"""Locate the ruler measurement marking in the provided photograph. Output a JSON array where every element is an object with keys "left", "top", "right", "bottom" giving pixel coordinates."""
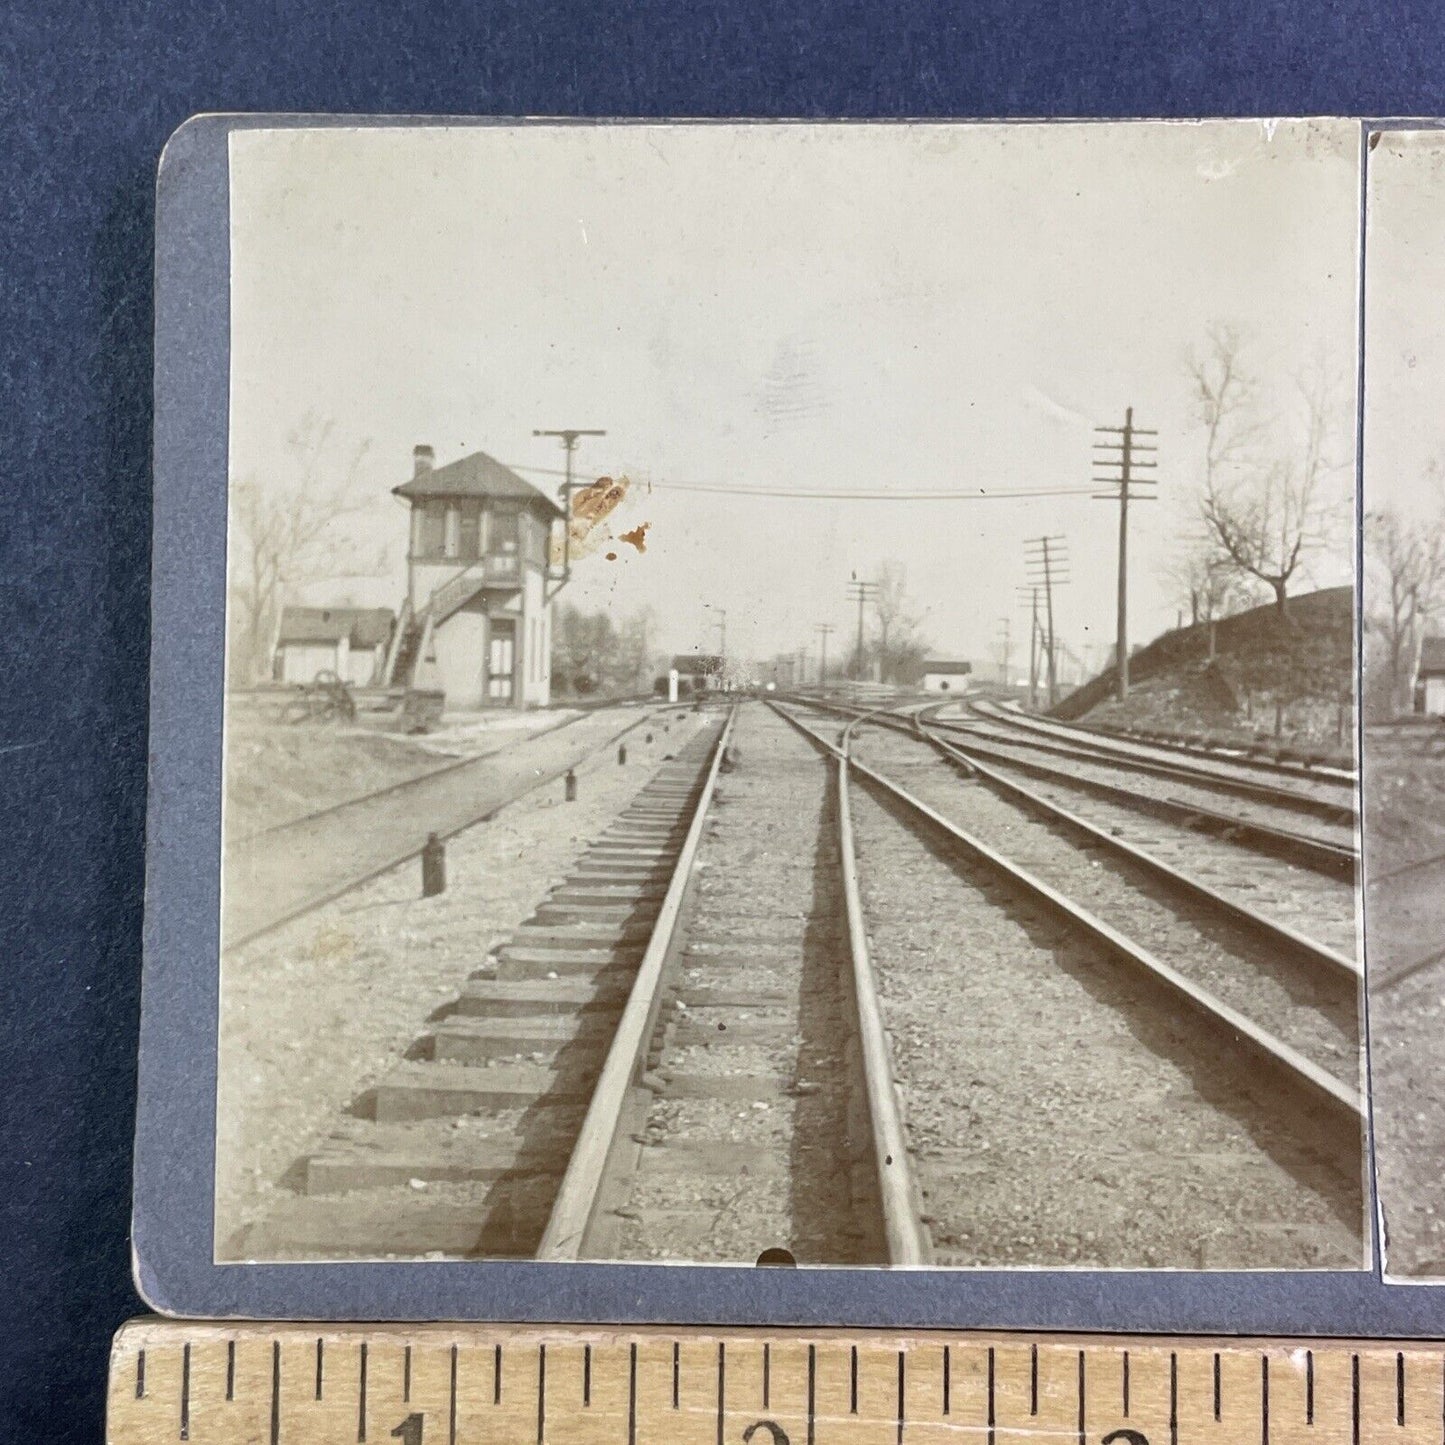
[
  {"left": 986, "top": 1346, "right": 996, "bottom": 1445},
  {"left": 584, "top": 1344, "right": 592, "bottom": 1406},
  {"left": 180, "top": 1343, "right": 191, "bottom": 1441},
  {"left": 226, "top": 1340, "right": 235, "bottom": 1403},
  {"left": 1030, "top": 1344, "right": 1038, "bottom": 1416},
  {"left": 403, "top": 1345, "right": 411, "bottom": 1404},
  {"left": 1306, "top": 1349, "right": 1314, "bottom": 1425},
  {"left": 316, "top": 1338, "right": 325, "bottom": 1401},
  {"left": 358, "top": 1342, "right": 368, "bottom": 1443},
  {"left": 448, "top": 1343, "right": 458, "bottom": 1445},
  {"left": 763, "top": 1342, "right": 771, "bottom": 1409},
  {"left": 942, "top": 1345, "right": 951, "bottom": 1416},
  {"left": 1213, "top": 1351, "right": 1222, "bottom": 1422},
  {"left": 850, "top": 1344, "right": 858, "bottom": 1413},
  {"left": 270, "top": 1340, "right": 281, "bottom": 1445},
  {"left": 135, "top": 1348, "right": 145, "bottom": 1400},
  {"left": 716, "top": 1342, "right": 726, "bottom": 1445},
  {"left": 537, "top": 1344, "right": 546, "bottom": 1445},
  {"left": 1076, "top": 1350, "right": 1086, "bottom": 1445},
  {"left": 1168, "top": 1351, "right": 1178, "bottom": 1445},
  {"left": 495, "top": 1343, "right": 503, "bottom": 1405},
  {"left": 896, "top": 1349, "right": 905, "bottom": 1445},
  {"left": 1352, "top": 1353, "right": 1361, "bottom": 1445},
  {"left": 672, "top": 1341, "right": 680, "bottom": 1409},
  {"left": 1400, "top": 1350, "right": 1408, "bottom": 1427},
  {"left": 628, "top": 1344, "right": 638, "bottom": 1445},
  {"left": 1122, "top": 1348, "right": 1130, "bottom": 1417},
  {"left": 1261, "top": 1353, "right": 1269, "bottom": 1445},
  {"left": 807, "top": 1344, "right": 816, "bottom": 1445}
]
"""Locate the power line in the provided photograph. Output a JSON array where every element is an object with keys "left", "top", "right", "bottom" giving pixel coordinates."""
[
  {"left": 506, "top": 462, "right": 1102, "bottom": 502},
  {"left": 846, "top": 578, "right": 880, "bottom": 680},
  {"left": 1024, "top": 535, "right": 1069, "bottom": 710}
]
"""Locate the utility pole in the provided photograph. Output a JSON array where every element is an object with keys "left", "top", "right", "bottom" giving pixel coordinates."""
[
  {"left": 1093, "top": 407, "right": 1157, "bottom": 701},
  {"left": 1015, "top": 586, "right": 1041, "bottom": 709},
  {"left": 846, "top": 578, "right": 880, "bottom": 681},
  {"left": 996, "top": 615, "right": 1012, "bottom": 686},
  {"left": 1024, "top": 536, "right": 1070, "bottom": 709},
  {"left": 533, "top": 428, "right": 607, "bottom": 597},
  {"left": 815, "top": 623, "right": 835, "bottom": 688}
]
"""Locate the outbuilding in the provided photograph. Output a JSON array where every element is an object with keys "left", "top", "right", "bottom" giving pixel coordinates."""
[
  {"left": 1417, "top": 636, "right": 1445, "bottom": 715},
  {"left": 274, "top": 606, "right": 395, "bottom": 688},
  {"left": 920, "top": 659, "right": 973, "bottom": 694}
]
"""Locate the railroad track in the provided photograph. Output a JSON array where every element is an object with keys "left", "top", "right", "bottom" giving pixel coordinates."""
[
  {"left": 774, "top": 699, "right": 1363, "bottom": 1268},
  {"left": 222, "top": 700, "right": 673, "bottom": 951},
  {"left": 790, "top": 693, "right": 1356, "bottom": 881},
  {"left": 235, "top": 697, "right": 1363, "bottom": 1268}
]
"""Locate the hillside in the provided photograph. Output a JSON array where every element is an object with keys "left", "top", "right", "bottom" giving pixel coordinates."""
[{"left": 1053, "top": 586, "right": 1355, "bottom": 751}]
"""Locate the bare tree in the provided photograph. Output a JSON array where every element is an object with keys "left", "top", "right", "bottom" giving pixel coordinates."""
[
  {"left": 1367, "top": 498, "right": 1445, "bottom": 715},
  {"left": 869, "top": 560, "right": 930, "bottom": 684},
  {"left": 227, "top": 416, "right": 376, "bottom": 685},
  {"left": 1189, "top": 328, "right": 1343, "bottom": 620}
]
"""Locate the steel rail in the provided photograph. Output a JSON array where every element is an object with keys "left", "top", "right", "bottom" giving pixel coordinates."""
[
  {"left": 223, "top": 708, "right": 666, "bottom": 954},
  {"left": 536, "top": 706, "right": 738, "bottom": 1260},
  {"left": 912, "top": 721, "right": 1361, "bottom": 988},
  {"left": 786, "top": 693, "right": 1356, "bottom": 882},
  {"left": 766, "top": 700, "right": 933, "bottom": 1266},
  {"left": 241, "top": 698, "right": 664, "bottom": 844},
  {"left": 952, "top": 700, "right": 1356, "bottom": 826},
  {"left": 775, "top": 701, "right": 1365, "bottom": 1152}
]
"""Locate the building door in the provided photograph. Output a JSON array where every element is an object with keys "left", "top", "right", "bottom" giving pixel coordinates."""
[{"left": 487, "top": 619, "right": 516, "bottom": 703}]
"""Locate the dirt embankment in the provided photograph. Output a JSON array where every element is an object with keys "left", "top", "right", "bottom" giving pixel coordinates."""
[{"left": 1055, "top": 586, "right": 1355, "bottom": 751}]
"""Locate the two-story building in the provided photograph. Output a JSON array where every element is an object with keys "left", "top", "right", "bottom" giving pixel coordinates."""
[{"left": 382, "top": 445, "right": 563, "bottom": 709}]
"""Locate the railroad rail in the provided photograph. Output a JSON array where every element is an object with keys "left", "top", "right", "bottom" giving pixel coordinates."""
[
  {"left": 788, "top": 693, "right": 1356, "bottom": 882},
  {"left": 772, "top": 699, "right": 1364, "bottom": 1263}
]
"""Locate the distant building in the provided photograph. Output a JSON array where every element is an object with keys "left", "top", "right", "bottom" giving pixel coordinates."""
[
  {"left": 672, "top": 654, "right": 725, "bottom": 692},
  {"left": 384, "top": 445, "right": 564, "bottom": 709},
  {"left": 274, "top": 606, "right": 394, "bottom": 687},
  {"left": 920, "top": 659, "right": 973, "bottom": 694},
  {"left": 1417, "top": 636, "right": 1445, "bottom": 715}
]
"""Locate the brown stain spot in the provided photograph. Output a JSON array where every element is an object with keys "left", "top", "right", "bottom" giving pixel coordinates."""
[
  {"left": 619, "top": 522, "right": 651, "bottom": 553},
  {"left": 551, "top": 475, "right": 632, "bottom": 566},
  {"left": 606, "top": 551, "right": 618, "bottom": 561}
]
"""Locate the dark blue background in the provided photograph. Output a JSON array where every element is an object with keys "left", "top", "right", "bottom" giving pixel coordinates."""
[{"left": 3, "top": 4, "right": 1442, "bottom": 1440}]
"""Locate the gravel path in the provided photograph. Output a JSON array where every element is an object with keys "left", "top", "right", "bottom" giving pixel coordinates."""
[
  {"left": 614, "top": 702, "right": 874, "bottom": 1265},
  {"left": 842, "top": 732, "right": 1363, "bottom": 1269},
  {"left": 215, "top": 709, "right": 712, "bottom": 1255},
  {"left": 938, "top": 721, "right": 1355, "bottom": 855}
]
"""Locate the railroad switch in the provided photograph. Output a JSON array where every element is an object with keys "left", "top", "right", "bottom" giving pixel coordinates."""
[{"left": 421, "top": 832, "right": 446, "bottom": 897}]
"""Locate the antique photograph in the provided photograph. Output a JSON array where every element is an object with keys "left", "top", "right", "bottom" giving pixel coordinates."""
[
  {"left": 1362, "top": 128, "right": 1445, "bottom": 1279},
  {"left": 215, "top": 120, "right": 1365, "bottom": 1269}
]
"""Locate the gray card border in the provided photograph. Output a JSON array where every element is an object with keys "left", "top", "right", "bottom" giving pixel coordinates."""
[{"left": 136, "top": 112, "right": 1437, "bottom": 1329}]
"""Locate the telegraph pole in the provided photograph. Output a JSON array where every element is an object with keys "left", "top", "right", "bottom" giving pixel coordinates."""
[
  {"left": 1093, "top": 407, "right": 1157, "bottom": 701},
  {"left": 1024, "top": 536, "right": 1070, "bottom": 709},
  {"left": 846, "top": 578, "right": 880, "bottom": 681},
  {"left": 815, "top": 623, "right": 835, "bottom": 687},
  {"left": 1016, "top": 586, "right": 1041, "bottom": 710},
  {"left": 533, "top": 427, "right": 607, "bottom": 596}
]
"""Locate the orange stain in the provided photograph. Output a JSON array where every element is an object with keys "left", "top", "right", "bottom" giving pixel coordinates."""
[{"left": 619, "top": 522, "right": 651, "bottom": 553}]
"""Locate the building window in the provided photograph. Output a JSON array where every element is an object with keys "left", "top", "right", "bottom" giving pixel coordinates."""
[
  {"left": 443, "top": 506, "right": 460, "bottom": 559},
  {"left": 491, "top": 508, "right": 519, "bottom": 554},
  {"left": 459, "top": 504, "right": 481, "bottom": 560}
]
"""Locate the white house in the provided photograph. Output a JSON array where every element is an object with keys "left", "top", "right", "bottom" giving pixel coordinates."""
[
  {"left": 273, "top": 606, "right": 394, "bottom": 687},
  {"left": 921, "top": 659, "right": 973, "bottom": 694},
  {"left": 1418, "top": 636, "right": 1445, "bottom": 715},
  {"left": 383, "top": 446, "right": 563, "bottom": 709}
]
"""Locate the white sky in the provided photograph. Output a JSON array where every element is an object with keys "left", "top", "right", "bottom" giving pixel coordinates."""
[
  {"left": 1365, "top": 130, "right": 1445, "bottom": 522},
  {"left": 230, "top": 121, "right": 1361, "bottom": 676}
]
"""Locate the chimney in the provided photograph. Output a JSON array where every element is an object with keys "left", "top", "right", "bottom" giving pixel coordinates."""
[{"left": 413, "top": 444, "right": 435, "bottom": 478}]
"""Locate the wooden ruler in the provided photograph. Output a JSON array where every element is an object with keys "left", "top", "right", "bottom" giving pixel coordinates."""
[{"left": 108, "top": 1321, "right": 1445, "bottom": 1445}]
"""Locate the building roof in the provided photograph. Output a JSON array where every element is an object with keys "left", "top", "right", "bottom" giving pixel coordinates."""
[
  {"left": 672, "top": 653, "right": 724, "bottom": 675},
  {"left": 1420, "top": 636, "right": 1445, "bottom": 675},
  {"left": 392, "top": 450, "right": 565, "bottom": 517},
  {"left": 277, "top": 606, "right": 394, "bottom": 649},
  {"left": 922, "top": 659, "right": 973, "bottom": 674}
]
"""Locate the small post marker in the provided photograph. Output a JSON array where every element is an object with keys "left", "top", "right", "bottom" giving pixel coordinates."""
[
  {"left": 421, "top": 832, "right": 446, "bottom": 897},
  {"left": 564, "top": 768, "right": 578, "bottom": 802},
  {"left": 618, "top": 744, "right": 628, "bottom": 766}
]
